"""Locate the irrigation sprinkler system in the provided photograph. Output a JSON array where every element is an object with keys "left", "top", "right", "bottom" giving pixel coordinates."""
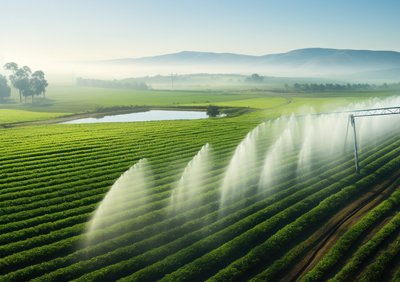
[
  {"left": 312, "top": 106, "right": 400, "bottom": 174},
  {"left": 349, "top": 107, "right": 400, "bottom": 174}
]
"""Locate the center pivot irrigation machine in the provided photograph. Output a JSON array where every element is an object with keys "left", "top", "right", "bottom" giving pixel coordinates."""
[
  {"left": 348, "top": 107, "right": 400, "bottom": 174},
  {"left": 313, "top": 106, "right": 400, "bottom": 174}
]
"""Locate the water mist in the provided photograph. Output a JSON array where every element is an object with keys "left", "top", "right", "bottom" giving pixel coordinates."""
[
  {"left": 169, "top": 143, "right": 212, "bottom": 214},
  {"left": 85, "top": 158, "right": 152, "bottom": 246}
]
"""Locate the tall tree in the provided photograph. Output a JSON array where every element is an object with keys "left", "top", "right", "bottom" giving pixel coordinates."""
[
  {"left": 31, "top": 70, "right": 48, "bottom": 99},
  {"left": 16, "top": 67, "right": 32, "bottom": 104},
  {"left": 4, "top": 63, "right": 48, "bottom": 103},
  {"left": 3, "top": 63, "right": 32, "bottom": 103},
  {"left": 3, "top": 62, "right": 19, "bottom": 102},
  {"left": 0, "top": 74, "right": 11, "bottom": 100}
]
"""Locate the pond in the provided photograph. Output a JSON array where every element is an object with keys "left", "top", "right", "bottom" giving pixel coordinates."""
[{"left": 62, "top": 110, "right": 209, "bottom": 124}]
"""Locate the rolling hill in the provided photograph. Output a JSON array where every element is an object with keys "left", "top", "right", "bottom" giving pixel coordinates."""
[{"left": 97, "top": 48, "right": 400, "bottom": 78}]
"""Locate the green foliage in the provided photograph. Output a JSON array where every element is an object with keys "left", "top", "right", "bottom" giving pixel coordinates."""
[
  {"left": 207, "top": 157, "right": 400, "bottom": 281},
  {"left": 301, "top": 188, "right": 400, "bottom": 282},
  {"left": 206, "top": 105, "right": 220, "bottom": 117},
  {"left": 0, "top": 74, "right": 11, "bottom": 99},
  {"left": 330, "top": 210, "right": 400, "bottom": 282},
  {"left": 291, "top": 82, "right": 392, "bottom": 92},
  {"left": 3, "top": 62, "right": 48, "bottom": 104},
  {"left": 357, "top": 237, "right": 400, "bottom": 282}
]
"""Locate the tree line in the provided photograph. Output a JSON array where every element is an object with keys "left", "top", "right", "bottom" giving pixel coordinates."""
[
  {"left": 245, "top": 73, "right": 264, "bottom": 83},
  {"left": 0, "top": 62, "right": 48, "bottom": 103},
  {"left": 290, "top": 82, "right": 392, "bottom": 92}
]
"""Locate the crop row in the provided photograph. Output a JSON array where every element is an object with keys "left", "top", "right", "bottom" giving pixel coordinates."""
[
  {"left": 0, "top": 128, "right": 276, "bottom": 227},
  {"left": 300, "top": 186, "right": 400, "bottom": 281},
  {"left": 2, "top": 138, "right": 396, "bottom": 278},
  {"left": 330, "top": 205, "right": 400, "bottom": 282},
  {"left": 76, "top": 146, "right": 398, "bottom": 281},
  {"left": 357, "top": 235, "right": 400, "bottom": 281},
  {"left": 172, "top": 155, "right": 400, "bottom": 282},
  {"left": 0, "top": 137, "right": 240, "bottom": 205},
  {"left": 2, "top": 120, "right": 256, "bottom": 193},
  {"left": 0, "top": 133, "right": 235, "bottom": 193},
  {"left": 0, "top": 141, "right": 249, "bottom": 228},
  {"left": 0, "top": 119, "right": 256, "bottom": 161},
  {"left": 0, "top": 124, "right": 244, "bottom": 176},
  {"left": 248, "top": 171, "right": 399, "bottom": 281},
  {"left": 58, "top": 164, "right": 358, "bottom": 281},
  {"left": 0, "top": 132, "right": 347, "bottom": 245},
  {"left": 2, "top": 156, "right": 304, "bottom": 274},
  {"left": 0, "top": 139, "right": 360, "bottom": 280}
]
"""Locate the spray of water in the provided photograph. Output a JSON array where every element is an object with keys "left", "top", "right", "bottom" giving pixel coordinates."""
[
  {"left": 259, "top": 115, "right": 298, "bottom": 193},
  {"left": 219, "top": 123, "right": 265, "bottom": 210},
  {"left": 169, "top": 143, "right": 212, "bottom": 214},
  {"left": 296, "top": 113, "right": 349, "bottom": 176},
  {"left": 347, "top": 96, "right": 400, "bottom": 147},
  {"left": 219, "top": 96, "right": 400, "bottom": 214},
  {"left": 85, "top": 158, "right": 152, "bottom": 245},
  {"left": 79, "top": 96, "right": 398, "bottom": 249},
  {"left": 295, "top": 96, "right": 400, "bottom": 177}
]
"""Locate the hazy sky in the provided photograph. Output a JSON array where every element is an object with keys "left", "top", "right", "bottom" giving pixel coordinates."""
[{"left": 0, "top": 0, "right": 399, "bottom": 66}]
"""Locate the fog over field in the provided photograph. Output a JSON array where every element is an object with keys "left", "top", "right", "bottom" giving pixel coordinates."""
[{"left": 7, "top": 48, "right": 399, "bottom": 85}]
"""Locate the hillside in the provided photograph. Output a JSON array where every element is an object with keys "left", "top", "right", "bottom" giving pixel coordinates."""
[{"left": 96, "top": 48, "right": 400, "bottom": 77}]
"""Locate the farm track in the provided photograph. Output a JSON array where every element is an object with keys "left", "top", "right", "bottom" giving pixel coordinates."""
[{"left": 284, "top": 169, "right": 400, "bottom": 282}]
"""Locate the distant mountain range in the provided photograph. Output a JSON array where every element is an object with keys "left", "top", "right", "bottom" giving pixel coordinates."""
[{"left": 93, "top": 48, "right": 400, "bottom": 80}]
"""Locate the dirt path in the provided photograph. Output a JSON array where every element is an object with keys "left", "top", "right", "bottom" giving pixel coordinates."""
[{"left": 281, "top": 170, "right": 400, "bottom": 282}]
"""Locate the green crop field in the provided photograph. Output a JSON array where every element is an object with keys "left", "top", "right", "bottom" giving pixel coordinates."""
[{"left": 0, "top": 95, "right": 399, "bottom": 281}]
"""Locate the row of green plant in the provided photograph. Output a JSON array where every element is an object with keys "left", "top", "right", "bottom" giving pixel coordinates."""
[
  {"left": 0, "top": 124, "right": 272, "bottom": 237},
  {"left": 0, "top": 141, "right": 243, "bottom": 232},
  {"left": 0, "top": 135, "right": 243, "bottom": 206},
  {"left": 0, "top": 119, "right": 256, "bottom": 158},
  {"left": 300, "top": 186, "right": 400, "bottom": 281},
  {"left": 0, "top": 137, "right": 356, "bottom": 280},
  {"left": 97, "top": 139, "right": 400, "bottom": 282},
  {"left": 192, "top": 155, "right": 400, "bottom": 281},
  {"left": 0, "top": 135, "right": 227, "bottom": 192},
  {"left": 48, "top": 154, "right": 354, "bottom": 282},
  {"left": 0, "top": 151, "right": 304, "bottom": 276},
  {"left": 357, "top": 236, "right": 400, "bottom": 281},
  {"left": 249, "top": 158, "right": 400, "bottom": 281},
  {"left": 330, "top": 207, "right": 400, "bottom": 282},
  {"left": 0, "top": 136, "right": 394, "bottom": 278},
  {"left": 83, "top": 152, "right": 365, "bottom": 281}
]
